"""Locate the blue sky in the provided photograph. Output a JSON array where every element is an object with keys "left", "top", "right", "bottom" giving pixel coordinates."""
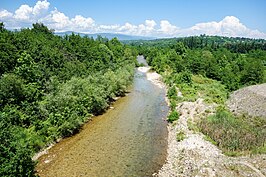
[{"left": 1, "top": 0, "right": 266, "bottom": 38}]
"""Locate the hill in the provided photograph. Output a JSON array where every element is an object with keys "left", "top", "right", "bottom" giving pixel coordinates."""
[
  {"left": 55, "top": 31, "right": 155, "bottom": 40},
  {"left": 227, "top": 83, "right": 266, "bottom": 118}
]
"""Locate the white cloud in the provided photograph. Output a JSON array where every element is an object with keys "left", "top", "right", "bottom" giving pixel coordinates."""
[
  {"left": 14, "top": 0, "right": 50, "bottom": 20},
  {"left": 33, "top": 0, "right": 50, "bottom": 16},
  {"left": 71, "top": 15, "right": 94, "bottom": 29},
  {"left": 113, "top": 20, "right": 157, "bottom": 36},
  {"left": 49, "top": 9, "right": 70, "bottom": 30},
  {"left": 98, "top": 24, "right": 120, "bottom": 31},
  {"left": 145, "top": 20, "right": 156, "bottom": 30},
  {"left": 248, "top": 29, "right": 266, "bottom": 39},
  {"left": 119, "top": 22, "right": 136, "bottom": 33},
  {"left": 0, "top": 10, "right": 13, "bottom": 19},
  {"left": 0, "top": 1, "right": 265, "bottom": 39},
  {"left": 184, "top": 16, "right": 266, "bottom": 39},
  {"left": 14, "top": 4, "right": 33, "bottom": 20},
  {"left": 159, "top": 20, "right": 179, "bottom": 36},
  {"left": 1, "top": 0, "right": 50, "bottom": 28},
  {"left": 42, "top": 9, "right": 95, "bottom": 32},
  {"left": 189, "top": 21, "right": 221, "bottom": 35}
]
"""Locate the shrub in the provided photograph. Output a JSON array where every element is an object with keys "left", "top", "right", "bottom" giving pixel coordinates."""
[
  {"left": 169, "top": 99, "right": 177, "bottom": 111},
  {"left": 174, "top": 70, "right": 192, "bottom": 84},
  {"left": 167, "top": 86, "right": 177, "bottom": 100},
  {"left": 0, "top": 118, "right": 36, "bottom": 177},
  {"left": 0, "top": 74, "right": 26, "bottom": 106},
  {"left": 168, "top": 110, "right": 180, "bottom": 123}
]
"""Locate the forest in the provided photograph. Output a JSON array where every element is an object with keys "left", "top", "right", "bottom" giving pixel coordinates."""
[{"left": 0, "top": 23, "right": 137, "bottom": 176}]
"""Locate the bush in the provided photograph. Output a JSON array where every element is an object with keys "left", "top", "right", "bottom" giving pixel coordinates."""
[
  {"left": 0, "top": 74, "right": 26, "bottom": 106},
  {"left": 167, "top": 86, "right": 177, "bottom": 100},
  {"left": 169, "top": 99, "right": 177, "bottom": 111},
  {"left": 174, "top": 70, "right": 192, "bottom": 84},
  {"left": 0, "top": 118, "right": 36, "bottom": 177},
  {"left": 168, "top": 110, "right": 180, "bottom": 123}
]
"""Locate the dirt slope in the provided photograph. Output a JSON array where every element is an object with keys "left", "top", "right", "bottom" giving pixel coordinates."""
[{"left": 227, "top": 83, "right": 266, "bottom": 118}]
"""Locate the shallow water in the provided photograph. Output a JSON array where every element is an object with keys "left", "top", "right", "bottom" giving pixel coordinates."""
[{"left": 36, "top": 56, "right": 169, "bottom": 177}]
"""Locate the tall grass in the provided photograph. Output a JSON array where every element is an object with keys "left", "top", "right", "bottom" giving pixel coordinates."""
[{"left": 199, "top": 108, "right": 266, "bottom": 155}]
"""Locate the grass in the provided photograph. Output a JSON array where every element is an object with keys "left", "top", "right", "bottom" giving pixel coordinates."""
[
  {"left": 176, "top": 131, "right": 186, "bottom": 142},
  {"left": 169, "top": 75, "right": 228, "bottom": 104},
  {"left": 137, "top": 63, "right": 146, "bottom": 67},
  {"left": 203, "top": 135, "right": 218, "bottom": 146},
  {"left": 199, "top": 108, "right": 266, "bottom": 155},
  {"left": 191, "top": 75, "right": 228, "bottom": 104},
  {"left": 187, "top": 119, "right": 200, "bottom": 132}
]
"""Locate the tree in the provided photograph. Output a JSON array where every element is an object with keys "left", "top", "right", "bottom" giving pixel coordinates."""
[
  {"left": 32, "top": 23, "right": 53, "bottom": 35},
  {"left": 15, "top": 52, "right": 41, "bottom": 83},
  {"left": 0, "top": 74, "right": 26, "bottom": 107},
  {"left": 0, "top": 22, "right": 5, "bottom": 32},
  {"left": 241, "top": 58, "right": 264, "bottom": 85}
]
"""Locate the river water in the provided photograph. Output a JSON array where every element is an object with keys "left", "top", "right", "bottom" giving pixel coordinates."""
[{"left": 36, "top": 56, "right": 169, "bottom": 177}]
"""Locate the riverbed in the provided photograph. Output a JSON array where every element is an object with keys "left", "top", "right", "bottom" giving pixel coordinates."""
[{"left": 36, "top": 56, "right": 169, "bottom": 177}]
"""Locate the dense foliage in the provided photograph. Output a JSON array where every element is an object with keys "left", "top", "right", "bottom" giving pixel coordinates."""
[
  {"left": 0, "top": 22, "right": 137, "bottom": 176},
  {"left": 133, "top": 37, "right": 266, "bottom": 91},
  {"left": 126, "top": 35, "right": 266, "bottom": 53}
]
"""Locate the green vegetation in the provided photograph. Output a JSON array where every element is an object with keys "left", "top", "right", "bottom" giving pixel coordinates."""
[
  {"left": 1, "top": 20, "right": 266, "bottom": 175},
  {"left": 0, "top": 22, "right": 137, "bottom": 176},
  {"left": 176, "top": 131, "right": 186, "bottom": 142},
  {"left": 139, "top": 45, "right": 265, "bottom": 92},
  {"left": 165, "top": 74, "right": 227, "bottom": 104},
  {"left": 199, "top": 109, "right": 266, "bottom": 155},
  {"left": 126, "top": 35, "right": 266, "bottom": 53},
  {"left": 167, "top": 110, "right": 180, "bottom": 123},
  {"left": 132, "top": 35, "right": 266, "bottom": 155}
]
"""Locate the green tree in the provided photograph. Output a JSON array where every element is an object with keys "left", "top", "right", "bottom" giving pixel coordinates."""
[
  {"left": 0, "top": 74, "right": 26, "bottom": 106},
  {"left": 15, "top": 52, "right": 41, "bottom": 83}
]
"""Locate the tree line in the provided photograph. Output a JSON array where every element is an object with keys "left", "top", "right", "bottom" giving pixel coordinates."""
[{"left": 131, "top": 37, "right": 265, "bottom": 91}]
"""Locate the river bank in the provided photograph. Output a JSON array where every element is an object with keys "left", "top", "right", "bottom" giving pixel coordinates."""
[
  {"left": 136, "top": 57, "right": 266, "bottom": 177},
  {"left": 155, "top": 90, "right": 266, "bottom": 176},
  {"left": 138, "top": 58, "right": 265, "bottom": 176}
]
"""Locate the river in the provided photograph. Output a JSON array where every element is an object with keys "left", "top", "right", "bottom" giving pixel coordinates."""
[{"left": 36, "top": 56, "right": 169, "bottom": 177}]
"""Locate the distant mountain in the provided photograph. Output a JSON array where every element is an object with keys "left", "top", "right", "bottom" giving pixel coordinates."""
[{"left": 55, "top": 31, "right": 155, "bottom": 41}]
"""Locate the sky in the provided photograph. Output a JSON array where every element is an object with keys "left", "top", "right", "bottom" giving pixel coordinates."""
[{"left": 1, "top": 0, "right": 266, "bottom": 38}]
